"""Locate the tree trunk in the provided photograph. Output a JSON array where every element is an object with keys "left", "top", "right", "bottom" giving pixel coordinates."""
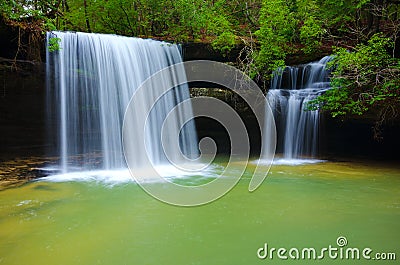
[{"left": 84, "top": 0, "right": 92, "bottom": 33}]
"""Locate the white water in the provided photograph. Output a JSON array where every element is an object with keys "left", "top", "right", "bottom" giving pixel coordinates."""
[
  {"left": 267, "top": 56, "right": 331, "bottom": 162},
  {"left": 38, "top": 165, "right": 215, "bottom": 185},
  {"left": 46, "top": 32, "right": 198, "bottom": 177}
]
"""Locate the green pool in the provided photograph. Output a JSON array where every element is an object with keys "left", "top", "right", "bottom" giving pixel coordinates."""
[{"left": 0, "top": 159, "right": 399, "bottom": 264}]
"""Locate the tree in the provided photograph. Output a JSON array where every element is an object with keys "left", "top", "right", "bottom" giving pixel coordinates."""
[
  {"left": 308, "top": 34, "right": 400, "bottom": 138},
  {"left": 59, "top": 0, "right": 247, "bottom": 46},
  {"left": 254, "top": 0, "right": 296, "bottom": 75}
]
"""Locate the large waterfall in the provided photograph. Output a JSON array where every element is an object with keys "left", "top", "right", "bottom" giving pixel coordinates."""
[
  {"left": 267, "top": 56, "right": 331, "bottom": 160},
  {"left": 46, "top": 31, "right": 198, "bottom": 174}
]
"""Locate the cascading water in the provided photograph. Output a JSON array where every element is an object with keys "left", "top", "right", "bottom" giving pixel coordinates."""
[
  {"left": 267, "top": 56, "right": 331, "bottom": 160},
  {"left": 46, "top": 31, "right": 198, "bottom": 174}
]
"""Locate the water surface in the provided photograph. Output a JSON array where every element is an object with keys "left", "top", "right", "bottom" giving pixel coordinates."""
[{"left": 0, "top": 159, "right": 399, "bottom": 264}]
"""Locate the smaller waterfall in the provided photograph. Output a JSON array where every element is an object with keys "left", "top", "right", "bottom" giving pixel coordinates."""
[{"left": 267, "top": 56, "right": 331, "bottom": 159}]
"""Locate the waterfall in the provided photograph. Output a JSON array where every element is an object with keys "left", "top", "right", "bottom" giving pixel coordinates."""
[
  {"left": 46, "top": 31, "right": 198, "bottom": 173},
  {"left": 267, "top": 56, "right": 331, "bottom": 160}
]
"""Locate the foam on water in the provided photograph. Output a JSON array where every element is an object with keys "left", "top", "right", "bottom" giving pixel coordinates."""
[
  {"left": 272, "top": 158, "right": 326, "bottom": 165},
  {"left": 39, "top": 163, "right": 216, "bottom": 185},
  {"left": 255, "top": 158, "right": 326, "bottom": 166}
]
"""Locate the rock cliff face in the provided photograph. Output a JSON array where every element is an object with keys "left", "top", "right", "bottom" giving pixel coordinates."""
[
  {"left": 0, "top": 19, "right": 20, "bottom": 60},
  {"left": 322, "top": 115, "right": 400, "bottom": 160},
  {"left": 181, "top": 42, "right": 242, "bottom": 62},
  {"left": 0, "top": 62, "right": 47, "bottom": 158}
]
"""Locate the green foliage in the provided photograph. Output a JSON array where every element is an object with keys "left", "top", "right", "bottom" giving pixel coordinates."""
[
  {"left": 0, "top": 0, "right": 58, "bottom": 26},
  {"left": 300, "top": 16, "right": 325, "bottom": 54},
  {"left": 48, "top": 37, "right": 61, "bottom": 52},
  {"left": 308, "top": 34, "right": 400, "bottom": 119},
  {"left": 211, "top": 32, "right": 236, "bottom": 54},
  {"left": 252, "top": 0, "right": 377, "bottom": 76},
  {"left": 255, "top": 0, "right": 296, "bottom": 75},
  {"left": 58, "top": 0, "right": 246, "bottom": 53},
  {"left": 0, "top": 0, "right": 261, "bottom": 59},
  {"left": 314, "top": 0, "right": 365, "bottom": 26}
]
